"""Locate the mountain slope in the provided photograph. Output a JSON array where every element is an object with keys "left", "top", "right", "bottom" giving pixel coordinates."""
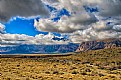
[
  {"left": 0, "top": 43, "right": 79, "bottom": 54},
  {"left": 76, "top": 38, "right": 121, "bottom": 52}
]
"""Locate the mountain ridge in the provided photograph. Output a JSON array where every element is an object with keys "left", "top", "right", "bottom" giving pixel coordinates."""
[
  {"left": 0, "top": 43, "right": 79, "bottom": 54},
  {"left": 76, "top": 38, "right": 121, "bottom": 52}
]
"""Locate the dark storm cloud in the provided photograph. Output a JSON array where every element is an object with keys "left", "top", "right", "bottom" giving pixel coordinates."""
[
  {"left": 0, "top": 0, "right": 49, "bottom": 22},
  {"left": 99, "top": 0, "right": 121, "bottom": 17}
]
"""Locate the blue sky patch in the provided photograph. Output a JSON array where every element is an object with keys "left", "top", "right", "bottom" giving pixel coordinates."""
[{"left": 4, "top": 17, "right": 48, "bottom": 36}]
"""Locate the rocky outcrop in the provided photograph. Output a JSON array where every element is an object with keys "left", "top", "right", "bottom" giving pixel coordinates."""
[{"left": 76, "top": 38, "right": 121, "bottom": 52}]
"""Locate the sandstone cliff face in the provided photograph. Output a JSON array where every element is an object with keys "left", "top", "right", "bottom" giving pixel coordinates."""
[{"left": 76, "top": 38, "right": 121, "bottom": 52}]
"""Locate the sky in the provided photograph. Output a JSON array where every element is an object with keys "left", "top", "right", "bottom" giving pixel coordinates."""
[
  {"left": 1, "top": 0, "right": 121, "bottom": 46},
  {"left": 4, "top": 17, "right": 48, "bottom": 36}
]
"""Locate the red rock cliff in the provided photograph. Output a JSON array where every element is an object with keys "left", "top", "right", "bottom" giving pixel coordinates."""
[{"left": 76, "top": 38, "right": 121, "bottom": 52}]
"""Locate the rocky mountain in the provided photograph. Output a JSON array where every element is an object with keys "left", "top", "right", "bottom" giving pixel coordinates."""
[
  {"left": 76, "top": 38, "right": 121, "bottom": 52},
  {"left": 0, "top": 43, "right": 79, "bottom": 54}
]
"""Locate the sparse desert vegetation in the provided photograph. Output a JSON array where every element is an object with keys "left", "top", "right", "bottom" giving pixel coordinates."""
[{"left": 0, "top": 48, "right": 121, "bottom": 80}]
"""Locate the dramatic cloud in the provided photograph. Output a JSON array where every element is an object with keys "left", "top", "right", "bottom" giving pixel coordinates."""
[
  {"left": 113, "top": 25, "right": 121, "bottom": 32},
  {"left": 35, "top": 0, "right": 98, "bottom": 33},
  {"left": 35, "top": 0, "right": 121, "bottom": 32},
  {"left": 1, "top": 0, "right": 121, "bottom": 45},
  {"left": 0, "top": 33, "right": 69, "bottom": 46},
  {"left": 34, "top": 0, "right": 121, "bottom": 43},
  {"left": 68, "top": 20, "right": 121, "bottom": 43},
  {"left": 34, "top": 14, "right": 97, "bottom": 33},
  {"left": 0, "top": 0, "right": 49, "bottom": 22},
  {"left": 97, "top": 0, "right": 121, "bottom": 17},
  {"left": 47, "top": 0, "right": 121, "bottom": 17}
]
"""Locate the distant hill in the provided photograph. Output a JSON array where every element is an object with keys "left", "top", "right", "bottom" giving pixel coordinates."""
[
  {"left": 0, "top": 43, "right": 79, "bottom": 54},
  {"left": 76, "top": 38, "right": 121, "bottom": 52}
]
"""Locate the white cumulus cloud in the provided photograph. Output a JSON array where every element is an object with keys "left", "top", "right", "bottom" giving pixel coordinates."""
[
  {"left": 34, "top": 0, "right": 121, "bottom": 43},
  {"left": 1, "top": 0, "right": 121, "bottom": 45},
  {"left": 0, "top": 33, "right": 69, "bottom": 46}
]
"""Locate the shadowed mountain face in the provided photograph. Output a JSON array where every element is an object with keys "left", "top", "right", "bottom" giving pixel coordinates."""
[
  {"left": 0, "top": 43, "right": 79, "bottom": 54},
  {"left": 76, "top": 38, "right": 121, "bottom": 52}
]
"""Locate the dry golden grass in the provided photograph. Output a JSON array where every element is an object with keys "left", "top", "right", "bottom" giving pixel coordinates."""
[{"left": 0, "top": 48, "right": 121, "bottom": 80}]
